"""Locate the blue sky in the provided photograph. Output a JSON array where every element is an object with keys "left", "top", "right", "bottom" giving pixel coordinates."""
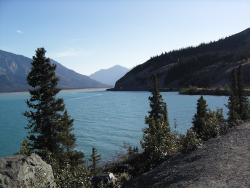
[{"left": 0, "top": 0, "right": 250, "bottom": 75}]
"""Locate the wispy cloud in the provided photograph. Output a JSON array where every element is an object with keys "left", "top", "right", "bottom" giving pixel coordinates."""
[
  {"left": 16, "top": 29, "right": 23, "bottom": 34},
  {"left": 53, "top": 48, "right": 81, "bottom": 58},
  {"left": 52, "top": 48, "right": 94, "bottom": 59}
]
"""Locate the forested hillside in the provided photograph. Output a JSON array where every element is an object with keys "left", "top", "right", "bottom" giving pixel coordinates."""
[{"left": 114, "top": 28, "right": 250, "bottom": 90}]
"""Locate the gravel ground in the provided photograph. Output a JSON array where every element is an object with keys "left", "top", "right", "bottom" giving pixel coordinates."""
[{"left": 125, "top": 123, "right": 250, "bottom": 188}]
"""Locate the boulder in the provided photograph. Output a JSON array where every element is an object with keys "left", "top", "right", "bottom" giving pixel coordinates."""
[{"left": 0, "top": 153, "right": 56, "bottom": 188}]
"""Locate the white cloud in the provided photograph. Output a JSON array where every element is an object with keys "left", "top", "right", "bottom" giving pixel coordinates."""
[
  {"left": 54, "top": 49, "right": 80, "bottom": 58},
  {"left": 16, "top": 30, "right": 23, "bottom": 34},
  {"left": 52, "top": 48, "right": 94, "bottom": 59}
]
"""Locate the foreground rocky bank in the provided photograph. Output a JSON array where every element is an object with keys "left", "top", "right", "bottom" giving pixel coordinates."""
[
  {"left": 125, "top": 123, "right": 250, "bottom": 188},
  {"left": 0, "top": 154, "right": 55, "bottom": 188}
]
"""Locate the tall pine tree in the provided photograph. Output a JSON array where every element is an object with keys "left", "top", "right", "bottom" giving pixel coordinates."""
[
  {"left": 228, "top": 68, "right": 240, "bottom": 123},
  {"left": 141, "top": 75, "right": 175, "bottom": 161},
  {"left": 89, "top": 147, "right": 101, "bottom": 176},
  {"left": 237, "top": 65, "right": 249, "bottom": 120},
  {"left": 192, "top": 96, "right": 208, "bottom": 138},
  {"left": 192, "top": 96, "right": 223, "bottom": 140},
  {"left": 24, "top": 48, "right": 83, "bottom": 165},
  {"left": 228, "top": 65, "right": 249, "bottom": 123}
]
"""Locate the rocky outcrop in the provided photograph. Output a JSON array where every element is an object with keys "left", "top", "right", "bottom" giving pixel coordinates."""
[
  {"left": 125, "top": 123, "right": 250, "bottom": 188},
  {"left": 0, "top": 153, "right": 56, "bottom": 188}
]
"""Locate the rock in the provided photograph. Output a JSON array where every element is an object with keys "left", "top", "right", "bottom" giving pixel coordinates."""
[{"left": 0, "top": 153, "right": 56, "bottom": 188}]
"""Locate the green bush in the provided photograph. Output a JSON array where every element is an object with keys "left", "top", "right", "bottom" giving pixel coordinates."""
[
  {"left": 180, "top": 129, "right": 202, "bottom": 153},
  {"left": 19, "top": 139, "right": 31, "bottom": 156},
  {"left": 199, "top": 109, "right": 223, "bottom": 141},
  {"left": 45, "top": 152, "right": 91, "bottom": 188}
]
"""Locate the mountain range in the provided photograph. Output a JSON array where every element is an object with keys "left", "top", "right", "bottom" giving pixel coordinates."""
[
  {"left": 0, "top": 50, "right": 107, "bottom": 92},
  {"left": 113, "top": 28, "right": 250, "bottom": 91},
  {"left": 90, "top": 65, "right": 129, "bottom": 86}
]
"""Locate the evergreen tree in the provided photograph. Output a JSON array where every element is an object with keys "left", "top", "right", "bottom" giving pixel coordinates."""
[
  {"left": 227, "top": 65, "right": 249, "bottom": 123},
  {"left": 192, "top": 96, "right": 208, "bottom": 138},
  {"left": 228, "top": 68, "right": 240, "bottom": 123},
  {"left": 19, "top": 139, "right": 31, "bottom": 156},
  {"left": 192, "top": 96, "right": 222, "bottom": 140},
  {"left": 58, "top": 110, "right": 84, "bottom": 166},
  {"left": 237, "top": 65, "right": 249, "bottom": 120},
  {"left": 24, "top": 48, "right": 83, "bottom": 165},
  {"left": 141, "top": 75, "right": 175, "bottom": 161},
  {"left": 146, "top": 76, "right": 169, "bottom": 127},
  {"left": 89, "top": 147, "right": 101, "bottom": 176}
]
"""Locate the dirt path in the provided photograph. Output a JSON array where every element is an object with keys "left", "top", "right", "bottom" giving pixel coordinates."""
[{"left": 126, "top": 123, "right": 250, "bottom": 188}]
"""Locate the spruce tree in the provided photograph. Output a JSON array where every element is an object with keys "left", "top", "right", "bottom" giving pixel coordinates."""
[
  {"left": 228, "top": 65, "right": 249, "bottom": 123},
  {"left": 192, "top": 96, "right": 208, "bottom": 138},
  {"left": 237, "top": 65, "right": 249, "bottom": 120},
  {"left": 24, "top": 48, "right": 83, "bottom": 165},
  {"left": 141, "top": 75, "right": 175, "bottom": 161},
  {"left": 19, "top": 139, "right": 31, "bottom": 156},
  {"left": 228, "top": 68, "right": 240, "bottom": 123},
  {"left": 89, "top": 147, "right": 101, "bottom": 176},
  {"left": 58, "top": 111, "right": 84, "bottom": 167},
  {"left": 192, "top": 96, "right": 222, "bottom": 140}
]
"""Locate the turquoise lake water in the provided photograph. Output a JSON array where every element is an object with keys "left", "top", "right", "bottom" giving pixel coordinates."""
[{"left": 0, "top": 89, "right": 228, "bottom": 161}]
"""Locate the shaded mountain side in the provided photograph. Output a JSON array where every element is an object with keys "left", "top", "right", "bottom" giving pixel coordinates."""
[
  {"left": 90, "top": 65, "right": 129, "bottom": 86},
  {"left": 125, "top": 123, "right": 250, "bottom": 188},
  {"left": 0, "top": 50, "right": 107, "bottom": 92},
  {"left": 114, "top": 28, "right": 250, "bottom": 91}
]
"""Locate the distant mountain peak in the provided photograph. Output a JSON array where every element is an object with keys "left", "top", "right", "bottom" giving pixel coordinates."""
[
  {"left": 90, "top": 65, "right": 129, "bottom": 86},
  {"left": 0, "top": 49, "right": 108, "bottom": 92},
  {"left": 112, "top": 65, "right": 127, "bottom": 68}
]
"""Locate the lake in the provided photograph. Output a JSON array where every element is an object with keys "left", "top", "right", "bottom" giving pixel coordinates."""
[{"left": 0, "top": 89, "right": 228, "bottom": 161}]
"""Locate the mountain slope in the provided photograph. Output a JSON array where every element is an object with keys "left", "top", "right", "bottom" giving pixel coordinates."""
[
  {"left": 125, "top": 123, "right": 250, "bottom": 188},
  {"left": 0, "top": 50, "right": 107, "bottom": 92},
  {"left": 114, "top": 28, "right": 250, "bottom": 91},
  {"left": 90, "top": 65, "right": 128, "bottom": 86}
]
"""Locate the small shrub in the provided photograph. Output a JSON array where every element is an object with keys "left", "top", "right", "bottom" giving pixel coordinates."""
[
  {"left": 19, "top": 139, "right": 31, "bottom": 156},
  {"left": 180, "top": 129, "right": 202, "bottom": 153},
  {"left": 218, "top": 122, "right": 229, "bottom": 135},
  {"left": 199, "top": 109, "right": 223, "bottom": 141},
  {"left": 45, "top": 152, "right": 91, "bottom": 188}
]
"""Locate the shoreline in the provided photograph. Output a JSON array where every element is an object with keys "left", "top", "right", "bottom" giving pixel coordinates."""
[
  {"left": 0, "top": 87, "right": 110, "bottom": 94},
  {"left": 2, "top": 87, "right": 250, "bottom": 96},
  {"left": 107, "top": 87, "right": 250, "bottom": 96}
]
